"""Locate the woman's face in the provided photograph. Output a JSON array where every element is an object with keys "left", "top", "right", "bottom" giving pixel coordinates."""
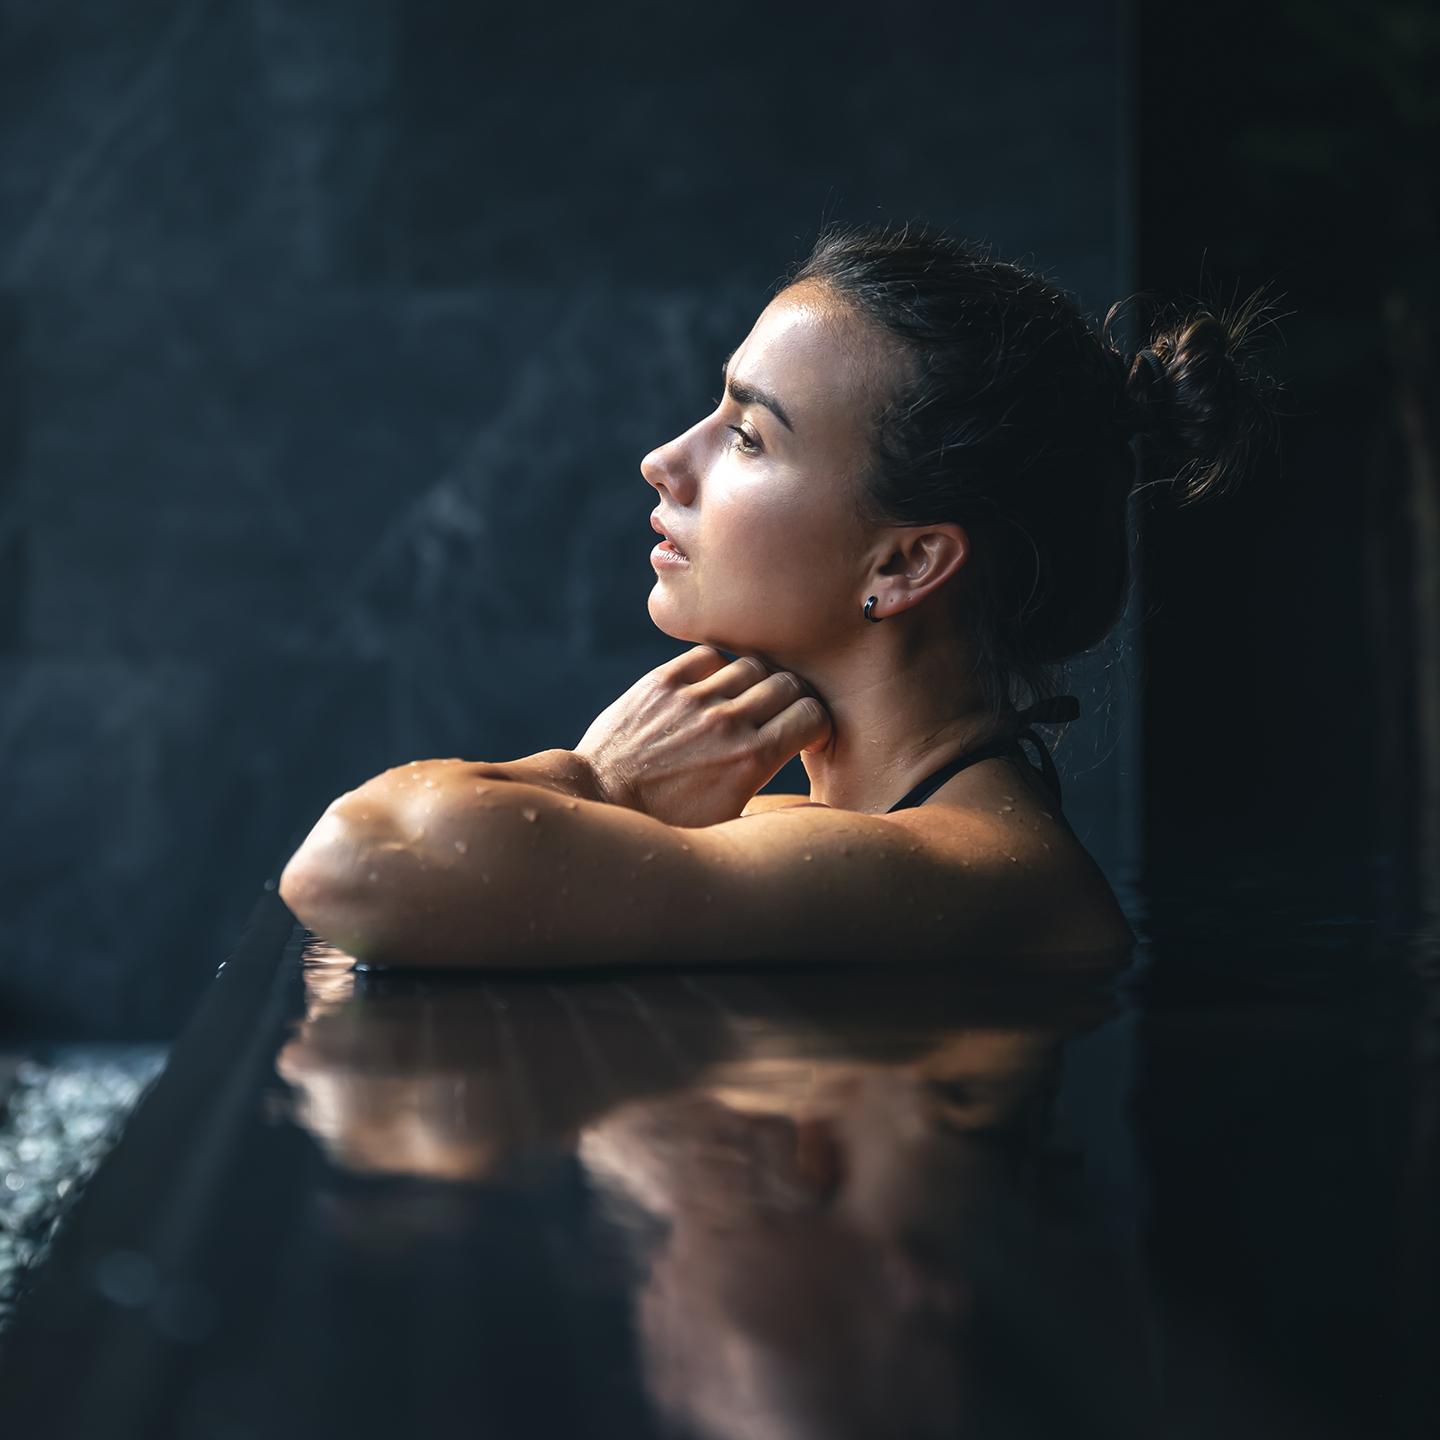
[{"left": 642, "top": 282, "right": 902, "bottom": 662}]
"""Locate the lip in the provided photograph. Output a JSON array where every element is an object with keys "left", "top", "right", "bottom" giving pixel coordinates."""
[{"left": 650, "top": 510, "right": 690, "bottom": 557}]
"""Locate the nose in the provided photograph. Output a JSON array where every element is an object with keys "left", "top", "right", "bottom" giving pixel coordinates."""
[{"left": 641, "top": 428, "right": 697, "bottom": 504}]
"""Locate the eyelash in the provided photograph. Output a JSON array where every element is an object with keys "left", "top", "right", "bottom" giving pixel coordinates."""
[{"left": 711, "top": 395, "right": 761, "bottom": 455}]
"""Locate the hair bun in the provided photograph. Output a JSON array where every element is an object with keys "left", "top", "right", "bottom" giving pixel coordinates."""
[{"left": 1102, "top": 295, "right": 1283, "bottom": 505}]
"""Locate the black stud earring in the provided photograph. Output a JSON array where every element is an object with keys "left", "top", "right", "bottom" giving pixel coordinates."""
[{"left": 863, "top": 595, "right": 881, "bottom": 623}]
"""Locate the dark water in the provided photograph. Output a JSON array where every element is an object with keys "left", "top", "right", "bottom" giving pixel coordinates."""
[{"left": 0, "top": 863, "right": 1435, "bottom": 1439}]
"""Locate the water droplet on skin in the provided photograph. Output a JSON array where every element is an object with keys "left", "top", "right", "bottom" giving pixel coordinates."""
[
  {"left": 999, "top": 805, "right": 1014, "bottom": 813},
  {"left": 1008, "top": 855, "right": 1018, "bottom": 863},
  {"left": 1003, "top": 794, "right": 1014, "bottom": 802},
  {"left": 1042, "top": 842, "right": 1051, "bottom": 851},
  {"left": 454, "top": 840, "right": 468, "bottom": 854},
  {"left": 474, "top": 785, "right": 485, "bottom": 794},
  {"left": 639, "top": 851, "right": 655, "bottom": 862},
  {"left": 414, "top": 827, "right": 426, "bottom": 839},
  {"left": 680, "top": 843, "right": 691, "bottom": 852},
  {"left": 424, "top": 779, "right": 435, "bottom": 789},
  {"left": 367, "top": 871, "right": 378, "bottom": 882},
  {"left": 521, "top": 806, "right": 539, "bottom": 822},
  {"left": 565, "top": 800, "right": 578, "bottom": 810}
]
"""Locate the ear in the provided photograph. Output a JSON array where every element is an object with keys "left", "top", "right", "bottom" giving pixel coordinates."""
[{"left": 873, "top": 523, "right": 970, "bottom": 609}]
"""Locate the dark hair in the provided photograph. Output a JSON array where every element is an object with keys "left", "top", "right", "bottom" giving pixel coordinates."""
[{"left": 779, "top": 219, "right": 1283, "bottom": 725}]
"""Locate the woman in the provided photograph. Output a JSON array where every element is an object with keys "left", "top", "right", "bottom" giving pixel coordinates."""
[{"left": 279, "top": 220, "right": 1278, "bottom": 970}]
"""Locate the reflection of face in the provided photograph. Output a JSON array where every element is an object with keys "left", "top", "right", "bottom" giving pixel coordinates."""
[
  {"left": 636, "top": 1120, "right": 972, "bottom": 1440},
  {"left": 580, "top": 1038, "right": 1064, "bottom": 1440},
  {"left": 642, "top": 282, "right": 905, "bottom": 661}
]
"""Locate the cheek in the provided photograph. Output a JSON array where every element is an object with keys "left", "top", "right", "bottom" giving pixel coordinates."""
[{"left": 709, "top": 476, "right": 853, "bottom": 577}]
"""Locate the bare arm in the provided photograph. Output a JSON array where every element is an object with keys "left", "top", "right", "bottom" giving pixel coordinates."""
[
  {"left": 277, "top": 761, "right": 1134, "bottom": 971},
  {"left": 465, "top": 748, "right": 610, "bottom": 804}
]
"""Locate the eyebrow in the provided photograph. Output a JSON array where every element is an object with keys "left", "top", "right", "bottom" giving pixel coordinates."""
[{"left": 720, "top": 347, "right": 795, "bottom": 433}]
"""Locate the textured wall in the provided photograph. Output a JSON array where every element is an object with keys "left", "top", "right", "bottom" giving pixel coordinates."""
[{"left": 0, "top": 0, "right": 1134, "bottom": 1037}]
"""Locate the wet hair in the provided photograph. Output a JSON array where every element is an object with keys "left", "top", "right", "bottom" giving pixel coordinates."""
[{"left": 780, "top": 220, "right": 1284, "bottom": 725}]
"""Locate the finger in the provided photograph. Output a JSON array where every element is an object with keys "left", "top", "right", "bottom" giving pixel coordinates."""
[
  {"left": 663, "top": 644, "right": 731, "bottom": 684},
  {"left": 691, "top": 653, "right": 771, "bottom": 700},
  {"left": 753, "top": 694, "right": 833, "bottom": 761},
  {"left": 732, "top": 669, "right": 810, "bottom": 722}
]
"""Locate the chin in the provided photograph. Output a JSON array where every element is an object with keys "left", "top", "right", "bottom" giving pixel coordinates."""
[{"left": 647, "top": 592, "right": 696, "bottom": 642}]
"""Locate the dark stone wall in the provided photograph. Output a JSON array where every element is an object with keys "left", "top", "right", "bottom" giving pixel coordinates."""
[{"left": 0, "top": 0, "right": 1134, "bottom": 1038}]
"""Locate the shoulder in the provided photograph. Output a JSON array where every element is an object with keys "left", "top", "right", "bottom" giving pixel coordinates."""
[{"left": 682, "top": 792, "right": 1133, "bottom": 968}]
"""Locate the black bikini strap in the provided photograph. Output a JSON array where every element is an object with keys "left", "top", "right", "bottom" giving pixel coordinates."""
[
  {"left": 884, "top": 694, "right": 1080, "bottom": 814},
  {"left": 1011, "top": 694, "right": 1079, "bottom": 812},
  {"left": 1013, "top": 727, "right": 1064, "bottom": 810},
  {"left": 884, "top": 732, "right": 1028, "bottom": 813}
]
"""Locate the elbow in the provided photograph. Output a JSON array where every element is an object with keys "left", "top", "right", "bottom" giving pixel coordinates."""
[
  {"left": 276, "top": 855, "right": 381, "bottom": 962},
  {"left": 275, "top": 810, "right": 419, "bottom": 966},
  {"left": 277, "top": 852, "right": 320, "bottom": 917},
  {"left": 276, "top": 803, "right": 368, "bottom": 924},
  {"left": 277, "top": 850, "right": 346, "bottom": 939}
]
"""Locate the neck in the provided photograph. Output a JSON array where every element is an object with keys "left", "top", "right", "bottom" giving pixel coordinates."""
[{"left": 782, "top": 617, "right": 1011, "bottom": 815}]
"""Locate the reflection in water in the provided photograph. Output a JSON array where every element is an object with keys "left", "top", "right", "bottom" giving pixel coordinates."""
[{"left": 276, "top": 940, "right": 1157, "bottom": 1437}]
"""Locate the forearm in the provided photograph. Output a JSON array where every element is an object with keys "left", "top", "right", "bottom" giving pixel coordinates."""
[{"left": 466, "top": 748, "right": 611, "bottom": 805}]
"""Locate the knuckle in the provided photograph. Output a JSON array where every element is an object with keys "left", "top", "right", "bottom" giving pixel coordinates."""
[
  {"left": 698, "top": 704, "right": 732, "bottom": 733},
  {"left": 740, "top": 655, "right": 768, "bottom": 677}
]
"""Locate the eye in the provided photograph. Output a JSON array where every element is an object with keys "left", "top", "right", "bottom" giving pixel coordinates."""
[{"left": 709, "top": 394, "right": 762, "bottom": 457}]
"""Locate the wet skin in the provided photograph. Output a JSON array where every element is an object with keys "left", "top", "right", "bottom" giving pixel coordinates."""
[{"left": 278, "top": 283, "right": 1135, "bottom": 968}]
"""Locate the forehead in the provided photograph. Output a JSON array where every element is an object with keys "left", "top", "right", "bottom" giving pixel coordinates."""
[{"left": 731, "top": 283, "right": 901, "bottom": 433}]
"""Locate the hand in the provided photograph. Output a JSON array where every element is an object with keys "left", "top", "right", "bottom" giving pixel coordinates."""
[{"left": 573, "top": 645, "right": 833, "bottom": 827}]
